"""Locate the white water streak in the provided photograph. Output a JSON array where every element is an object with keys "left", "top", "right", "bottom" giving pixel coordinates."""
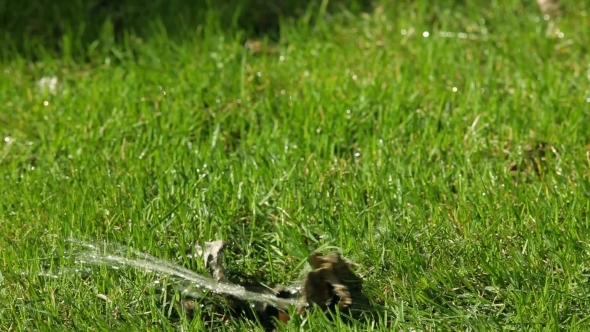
[{"left": 67, "top": 238, "right": 299, "bottom": 310}]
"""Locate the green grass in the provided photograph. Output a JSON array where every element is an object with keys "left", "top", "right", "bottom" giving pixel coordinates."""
[{"left": 2, "top": 0, "right": 590, "bottom": 330}]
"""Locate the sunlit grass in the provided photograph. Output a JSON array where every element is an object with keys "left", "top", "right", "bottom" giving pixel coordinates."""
[{"left": 1, "top": 0, "right": 590, "bottom": 330}]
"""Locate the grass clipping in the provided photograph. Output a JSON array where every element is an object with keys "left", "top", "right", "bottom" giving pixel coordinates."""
[{"left": 186, "top": 240, "right": 369, "bottom": 328}]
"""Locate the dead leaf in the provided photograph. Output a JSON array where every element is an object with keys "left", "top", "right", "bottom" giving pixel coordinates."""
[
  {"left": 298, "top": 253, "right": 369, "bottom": 318},
  {"left": 188, "top": 240, "right": 226, "bottom": 282},
  {"left": 536, "top": 0, "right": 561, "bottom": 15}
]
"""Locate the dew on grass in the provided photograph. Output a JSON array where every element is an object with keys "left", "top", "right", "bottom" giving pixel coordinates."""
[{"left": 439, "top": 30, "right": 486, "bottom": 40}]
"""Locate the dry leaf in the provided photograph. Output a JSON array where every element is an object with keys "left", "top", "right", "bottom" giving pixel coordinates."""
[
  {"left": 298, "top": 252, "right": 369, "bottom": 318},
  {"left": 188, "top": 240, "right": 226, "bottom": 282},
  {"left": 536, "top": 0, "right": 560, "bottom": 15}
]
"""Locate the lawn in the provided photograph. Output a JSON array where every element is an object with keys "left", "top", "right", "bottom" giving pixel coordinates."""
[{"left": 1, "top": 0, "right": 590, "bottom": 330}]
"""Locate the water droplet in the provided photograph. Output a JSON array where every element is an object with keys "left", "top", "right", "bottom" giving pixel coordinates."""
[
  {"left": 43, "top": 101, "right": 49, "bottom": 106},
  {"left": 452, "top": 87, "right": 458, "bottom": 92},
  {"left": 422, "top": 31, "right": 430, "bottom": 38}
]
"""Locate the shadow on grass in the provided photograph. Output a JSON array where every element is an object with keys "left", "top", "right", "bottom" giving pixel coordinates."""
[{"left": 1, "top": 0, "right": 373, "bottom": 59}]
